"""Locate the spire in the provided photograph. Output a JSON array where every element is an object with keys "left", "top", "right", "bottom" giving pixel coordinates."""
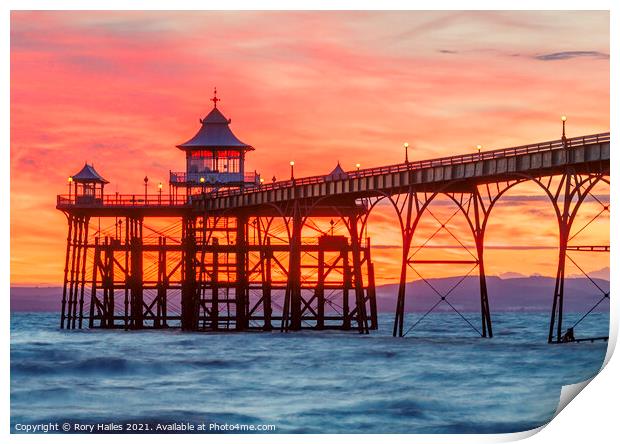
[{"left": 211, "top": 87, "right": 220, "bottom": 109}]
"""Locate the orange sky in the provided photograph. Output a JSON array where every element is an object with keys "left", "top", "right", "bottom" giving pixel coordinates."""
[{"left": 10, "top": 11, "right": 609, "bottom": 285}]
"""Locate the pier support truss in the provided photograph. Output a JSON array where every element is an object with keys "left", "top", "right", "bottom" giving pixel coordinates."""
[
  {"left": 62, "top": 206, "right": 377, "bottom": 333},
  {"left": 544, "top": 170, "right": 609, "bottom": 343},
  {"left": 60, "top": 215, "right": 90, "bottom": 329},
  {"left": 384, "top": 166, "right": 608, "bottom": 340},
  {"left": 383, "top": 185, "right": 500, "bottom": 339}
]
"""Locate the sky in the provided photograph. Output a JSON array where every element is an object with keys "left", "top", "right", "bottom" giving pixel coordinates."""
[{"left": 10, "top": 11, "right": 609, "bottom": 286}]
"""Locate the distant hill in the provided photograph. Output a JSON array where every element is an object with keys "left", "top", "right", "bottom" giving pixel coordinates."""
[
  {"left": 10, "top": 275, "right": 609, "bottom": 313},
  {"left": 374, "top": 275, "right": 609, "bottom": 313},
  {"left": 11, "top": 287, "right": 63, "bottom": 312}
]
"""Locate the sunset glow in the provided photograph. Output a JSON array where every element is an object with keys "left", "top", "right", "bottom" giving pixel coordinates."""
[{"left": 10, "top": 11, "right": 609, "bottom": 285}]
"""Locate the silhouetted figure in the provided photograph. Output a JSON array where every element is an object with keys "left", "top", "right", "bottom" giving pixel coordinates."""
[{"left": 562, "top": 327, "right": 575, "bottom": 343}]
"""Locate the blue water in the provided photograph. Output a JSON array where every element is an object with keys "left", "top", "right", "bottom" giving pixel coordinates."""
[{"left": 11, "top": 312, "right": 608, "bottom": 434}]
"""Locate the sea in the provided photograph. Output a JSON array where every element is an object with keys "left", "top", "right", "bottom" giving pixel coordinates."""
[{"left": 10, "top": 311, "right": 609, "bottom": 434}]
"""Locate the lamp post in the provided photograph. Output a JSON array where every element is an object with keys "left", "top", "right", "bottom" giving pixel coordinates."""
[
  {"left": 476, "top": 144, "right": 482, "bottom": 159},
  {"left": 200, "top": 176, "right": 205, "bottom": 194},
  {"left": 356, "top": 163, "right": 361, "bottom": 172},
  {"left": 144, "top": 176, "right": 148, "bottom": 201},
  {"left": 404, "top": 142, "right": 409, "bottom": 164},
  {"left": 561, "top": 115, "right": 567, "bottom": 145},
  {"left": 67, "top": 176, "right": 73, "bottom": 199},
  {"left": 260, "top": 177, "right": 265, "bottom": 188},
  {"left": 158, "top": 182, "right": 163, "bottom": 204},
  {"left": 290, "top": 161, "right": 295, "bottom": 181}
]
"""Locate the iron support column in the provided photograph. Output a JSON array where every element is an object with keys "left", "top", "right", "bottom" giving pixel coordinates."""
[
  {"left": 288, "top": 208, "right": 303, "bottom": 331},
  {"left": 88, "top": 238, "right": 99, "bottom": 328},
  {"left": 366, "top": 244, "right": 378, "bottom": 330},
  {"left": 349, "top": 215, "right": 369, "bottom": 334},
  {"left": 211, "top": 238, "right": 219, "bottom": 330},
  {"left": 60, "top": 215, "right": 74, "bottom": 329},
  {"left": 549, "top": 172, "right": 572, "bottom": 343},
  {"left": 473, "top": 191, "right": 492, "bottom": 337},
  {"left": 77, "top": 217, "right": 90, "bottom": 329},
  {"left": 235, "top": 215, "right": 249, "bottom": 331},
  {"left": 181, "top": 216, "right": 198, "bottom": 331},
  {"left": 316, "top": 246, "right": 325, "bottom": 330},
  {"left": 129, "top": 218, "right": 144, "bottom": 329},
  {"left": 155, "top": 237, "right": 167, "bottom": 328},
  {"left": 103, "top": 237, "right": 115, "bottom": 328},
  {"left": 342, "top": 248, "right": 351, "bottom": 330},
  {"left": 394, "top": 192, "right": 415, "bottom": 337},
  {"left": 262, "top": 237, "right": 273, "bottom": 331}
]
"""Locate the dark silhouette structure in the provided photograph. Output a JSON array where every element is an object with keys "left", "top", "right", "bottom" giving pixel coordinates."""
[{"left": 57, "top": 94, "right": 610, "bottom": 342}]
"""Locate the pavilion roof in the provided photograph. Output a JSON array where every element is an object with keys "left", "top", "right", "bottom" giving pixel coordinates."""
[
  {"left": 325, "top": 162, "right": 349, "bottom": 181},
  {"left": 71, "top": 163, "right": 109, "bottom": 184},
  {"left": 177, "top": 107, "right": 253, "bottom": 151}
]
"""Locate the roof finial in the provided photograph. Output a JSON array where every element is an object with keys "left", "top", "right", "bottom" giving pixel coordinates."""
[{"left": 211, "top": 87, "right": 220, "bottom": 108}]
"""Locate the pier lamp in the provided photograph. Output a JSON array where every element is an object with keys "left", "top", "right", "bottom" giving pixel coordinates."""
[
  {"left": 561, "top": 115, "right": 567, "bottom": 144},
  {"left": 260, "top": 177, "right": 265, "bottom": 188},
  {"left": 272, "top": 175, "right": 277, "bottom": 185},
  {"left": 200, "top": 176, "right": 206, "bottom": 194},
  {"left": 158, "top": 182, "right": 163, "bottom": 203},
  {"left": 476, "top": 144, "right": 482, "bottom": 159},
  {"left": 290, "top": 161, "right": 295, "bottom": 180},
  {"left": 67, "top": 176, "right": 73, "bottom": 197},
  {"left": 144, "top": 176, "right": 148, "bottom": 200},
  {"left": 356, "top": 163, "right": 361, "bottom": 172},
  {"left": 404, "top": 142, "right": 409, "bottom": 163}
]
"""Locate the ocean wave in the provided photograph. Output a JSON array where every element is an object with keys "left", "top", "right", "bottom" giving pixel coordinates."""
[{"left": 10, "top": 312, "right": 609, "bottom": 434}]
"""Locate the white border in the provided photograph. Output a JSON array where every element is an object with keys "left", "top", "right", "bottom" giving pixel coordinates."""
[{"left": 3, "top": 1, "right": 616, "bottom": 443}]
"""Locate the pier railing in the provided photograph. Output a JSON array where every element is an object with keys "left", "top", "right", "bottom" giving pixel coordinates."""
[
  {"left": 57, "top": 194, "right": 190, "bottom": 208},
  {"left": 211, "top": 132, "right": 610, "bottom": 198},
  {"left": 57, "top": 132, "right": 609, "bottom": 208}
]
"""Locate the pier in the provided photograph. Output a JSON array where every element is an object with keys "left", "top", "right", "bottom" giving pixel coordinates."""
[{"left": 57, "top": 92, "right": 610, "bottom": 342}]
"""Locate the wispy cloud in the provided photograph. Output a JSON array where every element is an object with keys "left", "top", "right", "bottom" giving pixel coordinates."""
[
  {"left": 534, "top": 50, "right": 609, "bottom": 61},
  {"left": 10, "top": 11, "right": 610, "bottom": 285}
]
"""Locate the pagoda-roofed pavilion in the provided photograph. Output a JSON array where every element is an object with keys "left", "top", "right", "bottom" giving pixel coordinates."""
[
  {"left": 325, "top": 162, "right": 349, "bottom": 181},
  {"left": 170, "top": 88, "right": 259, "bottom": 195},
  {"left": 69, "top": 163, "right": 108, "bottom": 205}
]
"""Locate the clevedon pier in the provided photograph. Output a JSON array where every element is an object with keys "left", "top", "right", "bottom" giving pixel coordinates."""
[{"left": 57, "top": 93, "right": 610, "bottom": 343}]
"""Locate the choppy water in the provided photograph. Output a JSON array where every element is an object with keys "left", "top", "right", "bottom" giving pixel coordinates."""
[{"left": 11, "top": 312, "right": 608, "bottom": 434}]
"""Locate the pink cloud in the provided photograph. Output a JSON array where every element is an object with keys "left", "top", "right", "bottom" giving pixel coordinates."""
[{"left": 10, "top": 11, "right": 609, "bottom": 285}]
